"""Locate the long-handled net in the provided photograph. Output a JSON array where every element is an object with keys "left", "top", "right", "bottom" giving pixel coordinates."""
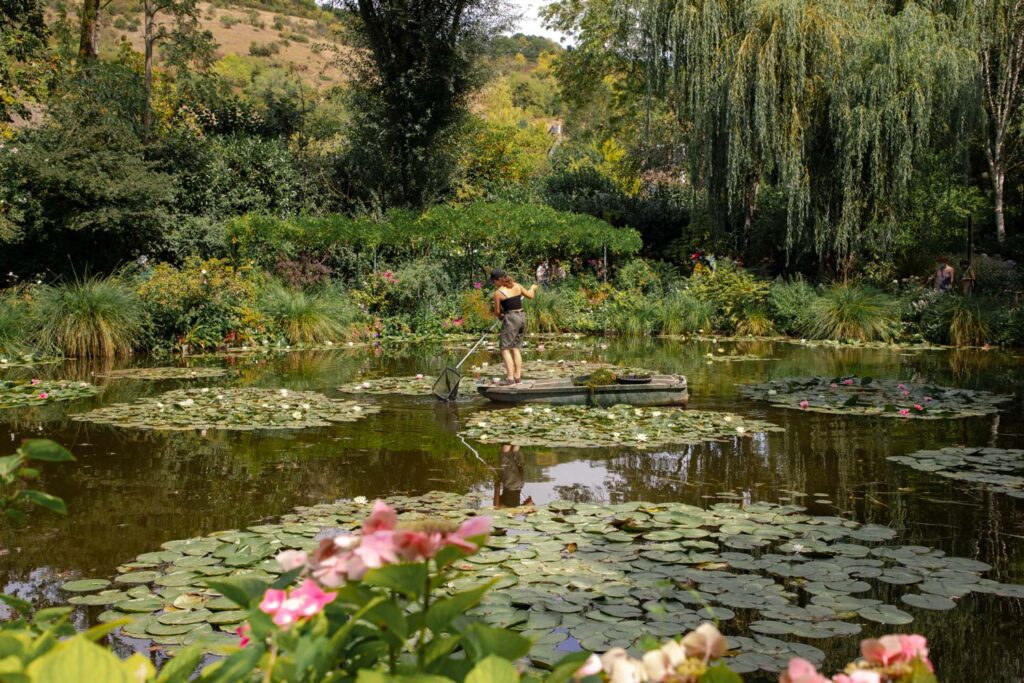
[{"left": 432, "top": 321, "right": 499, "bottom": 401}]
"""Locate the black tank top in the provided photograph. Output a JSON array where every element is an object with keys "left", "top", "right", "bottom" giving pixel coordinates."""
[{"left": 500, "top": 294, "right": 523, "bottom": 312}]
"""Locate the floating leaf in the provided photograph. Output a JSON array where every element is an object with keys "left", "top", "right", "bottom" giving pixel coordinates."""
[
  {"left": 0, "top": 379, "right": 100, "bottom": 409},
  {"left": 61, "top": 579, "right": 111, "bottom": 593},
  {"left": 95, "top": 368, "right": 228, "bottom": 381}
]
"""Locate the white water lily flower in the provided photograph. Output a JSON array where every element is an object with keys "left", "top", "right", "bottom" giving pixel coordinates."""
[
  {"left": 79, "top": 382, "right": 88, "bottom": 387},
  {"left": 279, "top": 389, "right": 289, "bottom": 397},
  {"left": 736, "top": 426, "right": 746, "bottom": 434},
  {"left": 791, "top": 543, "right": 806, "bottom": 553},
  {"left": 633, "top": 409, "right": 643, "bottom": 416},
  {"left": 353, "top": 496, "right": 368, "bottom": 505},
  {"left": 362, "top": 382, "right": 371, "bottom": 388},
  {"left": 291, "top": 411, "right": 303, "bottom": 419},
  {"left": 0, "top": 359, "right": 6, "bottom": 364},
  {"left": 325, "top": 341, "right": 333, "bottom": 346},
  {"left": 723, "top": 415, "right": 733, "bottom": 422},
  {"left": 767, "top": 389, "right": 777, "bottom": 396},
  {"left": 523, "top": 407, "right": 534, "bottom": 413},
  {"left": 635, "top": 433, "right": 649, "bottom": 442},
  {"left": 482, "top": 362, "right": 489, "bottom": 367},
  {"left": 156, "top": 402, "right": 165, "bottom": 409},
  {"left": 301, "top": 403, "right": 311, "bottom": 410},
  {"left": 543, "top": 408, "right": 552, "bottom": 413},
  {"left": 706, "top": 352, "right": 714, "bottom": 358},
  {"left": 348, "top": 341, "right": 354, "bottom": 346},
  {"left": 178, "top": 399, "right": 195, "bottom": 408},
  {"left": 281, "top": 403, "right": 290, "bottom": 409},
  {"left": 611, "top": 432, "right": 621, "bottom": 439},
  {"left": 216, "top": 395, "right": 224, "bottom": 400},
  {"left": 351, "top": 405, "right": 362, "bottom": 412},
  {"left": 652, "top": 411, "right": 663, "bottom": 418},
  {"left": 718, "top": 348, "right": 725, "bottom": 353},
  {"left": 200, "top": 388, "right": 209, "bottom": 393}
]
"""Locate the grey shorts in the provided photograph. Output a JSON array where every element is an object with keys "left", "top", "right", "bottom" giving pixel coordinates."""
[{"left": 500, "top": 310, "right": 526, "bottom": 350}]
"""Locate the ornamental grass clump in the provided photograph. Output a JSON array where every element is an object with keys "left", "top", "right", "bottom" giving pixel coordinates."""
[
  {"left": 259, "top": 283, "right": 359, "bottom": 345},
  {"left": 803, "top": 284, "right": 900, "bottom": 342},
  {"left": 34, "top": 277, "right": 145, "bottom": 358},
  {"left": 660, "top": 290, "right": 714, "bottom": 336},
  {"left": 0, "top": 291, "right": 33, "bottom": 356}
]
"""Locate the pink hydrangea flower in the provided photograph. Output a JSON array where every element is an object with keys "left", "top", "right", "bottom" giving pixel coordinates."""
[
  {"left": 354, "top": 530, "right": 401, "bottom": 569},
  {"left": 363, "top": 500, "right": 398, "bottom": 533},
  {"left": 779, "top": 657, "right": 829, "bottom": 683},
  {"left": 259, "top": 579, "right": 336, "bottom": 628},
  {"left": 833, "top": 672, "right": 881, "bottom": 683},
  {"left": 799, "top": 400, "right": 810, "bottom": 409},
  {"left": 275, "top": 549, "right": 308, "bottom": 572},
  {"left": 238, "top": 623, "right": 251, "bottom": 648},
  {"left": 861, "top": 634, "right": 932, "bottom": 671},
  {"left": 574, "top": 653, "right": 602, "bottom": 678}
]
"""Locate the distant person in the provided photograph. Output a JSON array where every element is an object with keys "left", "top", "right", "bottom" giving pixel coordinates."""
[
  {"left": 494, "top": 444, "right": 531, "bottom": 508},
  {"left": 959, "top": 259, "right": 977, "bottom": 295},
  {"left": 550, "top": 258, "right": 566, "bottom": 282},
  {"left": 934, "top": 258, "right": 955, "bottom": 292},
  {"left": 536, "top": 260, "right": 549, "bottom": 285},
  {"left": 490, "top": 268, "right": 537, "bottom": 385}
]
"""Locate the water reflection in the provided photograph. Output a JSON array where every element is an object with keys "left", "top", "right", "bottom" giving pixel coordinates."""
[{"left": 0, "top": 339, "right": 1022, "bottom": 680}]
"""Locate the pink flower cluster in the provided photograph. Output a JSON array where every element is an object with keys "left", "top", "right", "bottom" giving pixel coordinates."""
[
  {"left": 780, "top": 634, "right": 932, "bottom": 683},
  {"left": 258, "top": 579, "right": 336, "bottom": 628},
  {"left": 841, "top": 379, "right": 855, "bottom": 386},
  {"left": 574, "top": 622, "right": 728, "bottom": 682},
  {"left": 275, "top": 501, "right": 492, "bottom": 589},
  {"left": 799, "top": 400, "right": 810, "bottom": 409}
]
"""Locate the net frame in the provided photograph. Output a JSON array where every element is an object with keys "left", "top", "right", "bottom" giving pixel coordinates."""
[{"left": 432, "top": 367, "right": 462, "bottom": 401}]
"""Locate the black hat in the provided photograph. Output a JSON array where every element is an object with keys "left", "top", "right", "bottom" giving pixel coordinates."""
[{"left": 489, "top": 268, "right": 507, "bottom": 283}]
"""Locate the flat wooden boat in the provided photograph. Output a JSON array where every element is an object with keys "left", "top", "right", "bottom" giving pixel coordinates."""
[{"left": 476, "top": 375, "right": 688, "bottom": 407}]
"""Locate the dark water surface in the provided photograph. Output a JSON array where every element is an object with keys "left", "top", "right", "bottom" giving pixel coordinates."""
[{"left": 1, "top": 338, "right": 1023, "bottom": 680}]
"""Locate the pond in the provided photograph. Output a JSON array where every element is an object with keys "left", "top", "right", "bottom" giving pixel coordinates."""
[{"left": 1, "top": 338, "right": 1023, "bottom": 680}]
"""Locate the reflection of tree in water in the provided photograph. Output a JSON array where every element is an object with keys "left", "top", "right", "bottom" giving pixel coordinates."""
[{"left": 551, "top": 482, "right": 601, "bottom": 503}]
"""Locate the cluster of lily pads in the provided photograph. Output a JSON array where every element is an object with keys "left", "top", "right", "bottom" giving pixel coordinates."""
[
  {"left": 0, "top": 379, "right": 100, "bottom": 409},
  {"left": 337, "top": 375, "right": 433, "bottom": 396},
  {"left": 888, "top": 447, "right": 1024, "bottom": 500},
  {"left": 460, "top": 404, "right": 781, "bottom": 449},
  {"left": 95, "top": 367, "right": 229, "bottom": 381},
  {"left": 705, "top": 353, "right": 776, "bottom": 363},
  {"left": 738, "top": 376, "right": 1010, "bottom": 419},
  {"left": 62, "top": 491, "right": 1024, "bottom": 672},
  {"left": 70, "top": 388, "right": 378, "bottom": 431}
]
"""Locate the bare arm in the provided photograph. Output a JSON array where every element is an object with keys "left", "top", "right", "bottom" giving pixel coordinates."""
[
  {"left": 519, "top": 283, "right": 538, "bottom": 300},
  {"left": 493, "top": 292, "right": 504, "bottom": 318}
]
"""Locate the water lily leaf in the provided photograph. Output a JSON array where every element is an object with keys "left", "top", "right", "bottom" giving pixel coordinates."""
[
  {"left": 900, "top": 593, "right": 956, "bottom": 610},
  {"left": 61, "top": 579, "right": 111, "bottom": 593},
  {"left": 114, "top": 598, "right": 164, "bottom": 613},
  {"left": 96, "top": 368, "right": 228, "bottom": 381},
  {"left": 0, "top": 379, "right": 101, "bottom": 409},
  {"left": 115, "top": 571, "right": 160, "bottom": 585},
  {"left": 857, "top": 605, "right": 913, "bottom": 625}
]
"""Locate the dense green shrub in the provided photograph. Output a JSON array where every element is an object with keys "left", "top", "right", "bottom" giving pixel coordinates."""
[
  {"left": 615, "top": 258, "right": 662, "bottom": 293},
  {"left": 803, "top": 284, "right": 901, "bottom": 342},
  {"left": 685, "top": 262, "right": 770, "bottom": 334},
  {"left": 137, "top": 258, "right": 268, "bottom": 350},
  {"left": 259, "top": 283, "right": 364, "bottom": 345},
  {"left": 34, "top": 277, "right": 146, "bottom": 358},
  {"left": 660, "top": 290, "right": 714, "bottom": 336},
  {"left": 769, "top": 278, "right": 817, "bottom": 336},
  {"left": 971, "top": 254, "right": 1024, "bottom": 296}
]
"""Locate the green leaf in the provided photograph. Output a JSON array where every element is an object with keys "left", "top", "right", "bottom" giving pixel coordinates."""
[
  {"left": 466, "top": 655, "right": 519, "bottom": 683},
  {"left": 356, "top": 672, "right": 455, "bottom": 683},
  {"left": 460, "top": 623, "right": 531, "bottom": 662},
  {"left": 426, "top": 581, "right": 494, "bottom": 634},
  {"left": 543, "top": 652, "right": 594, "bottom": 683},
  {"left": 701, "top": 664, "right": 744, "bottom": 682},
  {"left": 196, "top": 642, "right": 265, "bottom": 682},
  {"left": 0, "top": 593, "right": 31, "bottom": 616},
  {"left": 205, "top": 577, "right": 270, "bottom": 609},
  {"left": 20, "top": 491, "right": 66, "bottom": 515},
  {"left": 25, "top": 636, "right": 137, "bottom": 683},
  {"left": 363, "top": 563, "right": 428, "bottom": 601},
  {"left": 22, "top": 440, "right": 74, "bottom": 463},
  {"left": 155, "top": 644, "right": 204, "bottom": 683},
  {"left": 33, "top": 607, "right": 72, "bottom": 629}
]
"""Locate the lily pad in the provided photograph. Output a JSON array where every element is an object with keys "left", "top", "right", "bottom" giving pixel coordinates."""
[
  {"left": 61, "top": 579, "right": 111, "bottom": 593},
  {"left": 0, "top": 379, "right": 101, "bottom": 409},
  {"left": 900, "top": 593, "right": 956, "bottom": 611},
  {"left": 96, "top": 367, "right": 228, "bottom": 381},
  {"left": 336, "top": 376, "right": 434, "bottom": 396},
  {"left": 71, "top": 388, "right": 379, "bottom": 431},
  {"left": 888, "top": 447, "right": 1024, "bottom": 500},
  {"left": 461, "top": 404, "right": 782, "bottom": 449},
  {"left": 739, "top": 376, "right": 1010, "bottom": 419}
]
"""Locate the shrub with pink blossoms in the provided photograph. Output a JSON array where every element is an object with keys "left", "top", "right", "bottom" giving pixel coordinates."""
[{"left": 779, "top": 635, "right": 935, "bottom": 683}]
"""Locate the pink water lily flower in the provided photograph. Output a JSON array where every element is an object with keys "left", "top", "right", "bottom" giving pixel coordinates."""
[
  {"left": 841, "top": 379, "right": 855, "bottom": 385},
  {"left": 897, "top": 383, "right": 907, "bottom": 390},
  {"left": 259, "top": 579, "right": 336, "bottom": 628},
  {"left": 779, "top": 657, "right": 829, "bottom": 683},
  {"left": 237, "top": 623, "right": 251, "bottom": 648},
  {"left": 37, "top": 392, "right": 48, "bottom": 399},
  {"left": 30, "top": 379, "right": 40, "bottom": 386},
  {"left": 898, "top": 408, "right": 910, "bottom": 417},
  {"left": 913, "top": 404, "right": 924, "bottom": 411},
  {"left": 829, "top": 383, "right": 838, "bottom": 389},
  {"left": 799, "top": 400, "right": 810, "bottom": 409}
]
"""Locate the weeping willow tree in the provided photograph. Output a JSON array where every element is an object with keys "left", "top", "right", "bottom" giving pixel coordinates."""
[{"left": 623, "top": 0, "right": 974, "bottom": 270}]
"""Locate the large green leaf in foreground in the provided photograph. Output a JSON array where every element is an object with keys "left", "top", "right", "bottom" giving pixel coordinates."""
[
  {"left": 62, "top": 492, "right": 1024, "bottom": 673},
  {"left": 71, "top": 388, "right": 378, "bottom": 431},
  {"left": 460, "top": 404, "right": 781, "bottom": 448}
]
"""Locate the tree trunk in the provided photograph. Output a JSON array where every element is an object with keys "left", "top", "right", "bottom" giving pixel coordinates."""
[
  {"left": 993, "top": 168, "right": 1006, "bottom": 244},
  {"left": 78, "top": 0, "right": 100, "bottom": 60},
  {"left": 143, "top": 0, "right": 155, "bottom": 141}
]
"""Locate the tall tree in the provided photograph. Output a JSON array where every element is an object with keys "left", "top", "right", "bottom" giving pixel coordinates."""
[
  {"left": 141, "top": 0, "right": 216, "bottom": 139},
  {"left": 973, "top": 0, "right": 1024, "bottom": 245},
  {"left": 337, "top": 0, "right": 510, "bottom": 207},
  {"left": 0, "top": 0, "right": 51, "bottom": 127},
  {"left": 78, "top": 0, "right": 100, "bottom": 60}
]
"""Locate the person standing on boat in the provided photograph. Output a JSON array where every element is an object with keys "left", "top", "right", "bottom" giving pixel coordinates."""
[{"left": 490, "top": 268, "right": 537, "bottom": 385}]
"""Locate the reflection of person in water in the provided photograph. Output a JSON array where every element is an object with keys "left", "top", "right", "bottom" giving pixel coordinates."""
[{"left": 494, "top": 444, "right": 532, "bottom": 508}]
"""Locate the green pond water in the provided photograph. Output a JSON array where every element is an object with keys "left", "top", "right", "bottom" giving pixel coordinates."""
[{"left": 1, "top": 338, "right": 1023, "bottom": 680}]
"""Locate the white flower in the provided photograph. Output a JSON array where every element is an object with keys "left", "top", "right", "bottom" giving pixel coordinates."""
[
  {"left": 351, "top": 406, "right": 362, "bottom": 412},
  {"left": 767, "top": 389, "right": 777, "bottom": 396},
  {"left": 791, "top": 543, "right": 806, "bottom": 553},
  {"left": 706, "top": 352, "right": 714, "bottom": 358},
  {"left": 723, "top": 415, "right": 732, "bottom": 422},
  {"left": 292, "top": 411, "right": 303, "bottom": 419},
  {"left": 347, "top": 342, "right": 354, "bottom": 347},
  {"left": 736, "top": 426, "right": 746, "bottom": 434},
  {"left": 280, "top": 403, "right": 290, "bottom": 409},
  {"left": 475, "top": 422, "right": 488, "bottom": 429},
  {"left": 543, "top": 408, "right": 552, "bottom": 413},
  {"left": 652, "top": 411, "right": 662, "bottom": 418},
  {"left": 633, "top": 409, "right": 643, "bottom": 416},
  {"left": 200, "top": 388, "right": 209, "bottom": 393},
  {"left": 216, "top": 395, "right": 224, "bottom": 400},
  {"left": 523, "top": 407, "right": 534, "bottom": 413},
  {"left": 279, "top": 389, "right": 289, "bottom": 397},
  {"left": 178, "top": 398, "right": 195, "bottom": 408},
  {"left": 717, "top": 348, "right": 725, "bottom": 353},
  {"left": 156, "top": 402, "right": 165, "bottom": 409},
  {"left": 362, "top": 382, "right": 371, "bottom": 388},
  {"left": 353, "top": 496, "right": 368, "bottom": 505},
  {"left": 0, "top": 359, "right": 7, "bottom": 364},
  {"left": 79, "top": 382, "right": 88, "bottom": 387},
  {"left": 301, "top": 403, "right": 310, "bottom": 410},
  {"left": 635, "top": 433, "right": 649, "bottom": 442},
  {"left": 200, "top": 269, "right": 208, "bottom": 275},
  {"left": 611, "top": 432, "right": 621, "bottom": 439},
  {"left": 482, "top": 362, "right": 489, "bottom": 367},
  {"left": 325, "top": 341, "right": 333, "bottom": 346}
]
